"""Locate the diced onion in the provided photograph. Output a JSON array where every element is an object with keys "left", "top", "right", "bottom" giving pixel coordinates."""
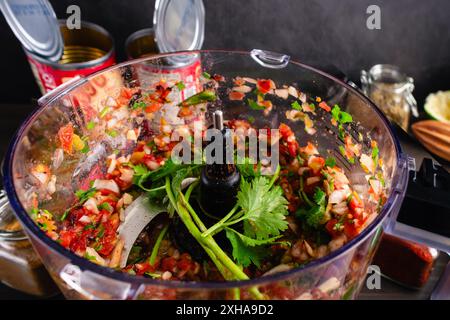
[
  {"left": 93, "top": 179, "right": 120, "bottom": 194},
  {"left": 83, "top": 197, "right": 99, "bottom": 214}
]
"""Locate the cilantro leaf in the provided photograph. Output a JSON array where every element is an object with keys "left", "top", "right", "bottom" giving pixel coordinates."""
[
  {"left": 291, "top": 101, "right": 301, "bottom": 110},
  {"left": 236, "top": 157, "right": 261, "bottom": 178},
  {"left": 225, "top": 228, "right": 267, "bottom": 268},
  {"left": 75, "top": 187, "right": 97, "bottom": 204},
  {"left": 296, "top": 187, "right": 327, "bottom": 229},
  {"left": 107, "top": 130, "right": 118, "bottom": 137},
  {"left": 86, "top": 121, "right": 95, "bottom": 130},
  {"left": 372, "top": 145, "right": 379, "bottom": 162},
  {"left": 176, "top": 81, "right": 186, "bottom": 91},
  {"left": 296, "top": 205, "right": 324, "bottom": 229},
  {"left": 237, "top": 176, "right": 289, "bottom": 240},
  {"left": 133, "top": 164, "right": 149, "bottom": 177},
  {"left": 247, "top": 99, "right": 265, "bottom": 111},
  {"left": 312, "top": 187, "right": 326, "bottom": 206},
  {"left": 331, "top": 105, "right": 341, "bottom": 121},
  {"left": 225, "top": 228, "right": 281, "bottom": 246},
  {"left": 339, "top": 111, "right": 353, "bottom": 124},
  {"left": 179, "top": 90, "right": 216, "bottom": 106},
  {"left": 98, "top": 202, "right": 113, "bottom": 212},
  {"left": 131, "top": 101, "right": 147, "bottom": 110},
  {"left": 331, "top": 104, "right": 353, "bottom": 124},
  {"left": 325, "top": 156, "right": 336, "bottom": 168},
  {"left": 134, "top": 159, "right": 200, "bottom": 193}
]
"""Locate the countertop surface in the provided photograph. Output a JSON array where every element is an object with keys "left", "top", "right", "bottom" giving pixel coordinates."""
[{"left": 0, "top": 103, "right": 448, "bottom": 300}]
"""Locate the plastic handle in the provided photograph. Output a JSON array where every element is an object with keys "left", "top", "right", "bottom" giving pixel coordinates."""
[
  {"left": 59, "top": 264, "right": 102, "bottom": 300},
  {"left": 250, "top": 49, "right": 290, "bottom": 69},
  {"left": 37, "top": 76, "right": 85, "bottom": 107}
]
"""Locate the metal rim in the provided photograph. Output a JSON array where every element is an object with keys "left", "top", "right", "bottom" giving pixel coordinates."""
[{"left": 3, "top": 50, "right": 406, "bottom": 291}]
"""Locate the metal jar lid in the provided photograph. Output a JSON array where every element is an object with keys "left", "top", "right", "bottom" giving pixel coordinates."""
[
  {"left": 0, "top": 0, "right": 63, "bottom": 62},
  {"left": 153, "top": 0, "right": 205, "bottom": 54}
]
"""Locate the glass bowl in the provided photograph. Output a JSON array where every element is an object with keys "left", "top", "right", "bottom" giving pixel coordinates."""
[{"left": 2, "top": 50, "right": 408, "bottom": 299}]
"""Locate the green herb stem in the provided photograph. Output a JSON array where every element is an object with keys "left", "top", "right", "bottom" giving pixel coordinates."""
[
  {"left": 165, "top": 177, "right": 264, "bottom": 300},
  {"left": 268, "top": 164, "right": 280, "bottom": 189},
  {"left": 149, "top": 224, "right": 169, "bottom": 265},
  {"left": 201, "top": 204, "right": 239, "bottom": 238},
  {"left": 180, "top": 190, "right": 207, "bottom": 233}
]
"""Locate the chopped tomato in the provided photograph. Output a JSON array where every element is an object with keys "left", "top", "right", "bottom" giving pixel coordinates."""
[
  {"left": 348, "top": 192, "right": 364, "bottom": 220},
  {"left": 308, "top": 156, "right": 325, "bottom": 174},
  {"left": 117, "top": 87, "right": 137, "bottom": 106},
  {"left": 58, "top": 123, "right": 74, "bottom": 154},
  {"left": 213, "top": 74, "right": 225, "bottom": 82},
  {"left": 96, "top": 214, "right": 120, "bottom": 256},
  {"left": 299, "top": 142, "right": 319, "bottom": 156},
  {"left": 161, "top": 257, "right": 177, "bottom": 272},
  {"left": 145, "top": 102, "right": 163, "bottom": 113},
  {"left": 318, "top": 101, "right": 331, "bottom": 112},
  {"left": 288, "top": 143, "right": 298, "bottom": 157},
  {"left": 135, "top": 261, "right": 156, "bottom": 275},
  {"left": 256, "top": 79, "right": 273, "bottom": 94},
  {"left": 229, "top": 90, "right": 245, "bottom": 101},
  {"left": 325, "top": 219, "right": 341, "bottom": 238},
  {"left": 344, "top": 221, "right": 359, "bottom": 239},
  {"left": 59, "top": 230, "right": 76, "bottom": 248},
  {"left": 233, "top": 77, "right": 245, "bottom": 86},
  {"left": 178, "top": 106, "right": 193, "bottom": 117}
]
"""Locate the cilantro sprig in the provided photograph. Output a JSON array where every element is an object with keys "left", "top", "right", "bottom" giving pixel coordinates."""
[{"left": 296, "top": 187, "right": 327, "bottom": 229}]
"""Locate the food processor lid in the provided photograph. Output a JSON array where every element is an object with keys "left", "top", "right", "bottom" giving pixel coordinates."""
[
  {"left": 0, "top": 0, "right": 63, "bottom": 61},
  {"left": 153, "top": 0, "right": 205, "bottom": 54}
]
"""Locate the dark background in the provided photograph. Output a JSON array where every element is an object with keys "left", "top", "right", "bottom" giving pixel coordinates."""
[{"left": 0, "top": 0, "right": 449, "bottom": 107}]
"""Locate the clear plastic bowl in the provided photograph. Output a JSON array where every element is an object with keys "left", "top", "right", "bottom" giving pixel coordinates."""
[{"left": 2, "top": 50, "right": 409, "bottom": 299}]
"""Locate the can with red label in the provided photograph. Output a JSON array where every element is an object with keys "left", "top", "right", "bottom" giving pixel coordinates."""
[
  {"left": 0, "top": 0, "right": 115, "bottom": 94},
  {"left": 124, "top": 0, "right": 205, "bottom": 101},
  {"left": 27, "top": 21, "right": 115, "bottom": 94},
  {"left": 125, "top": 28, "right": 202, "bottom": 101}
]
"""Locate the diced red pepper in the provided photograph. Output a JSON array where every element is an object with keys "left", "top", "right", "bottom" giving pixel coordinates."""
[
  {"left": 318, "top": 101, "right": 331, "bottom": 112},
  {"left": 256, "top": 79, "right": 273, "bottom": 94},
  {"left": 58, "top": 123, "right": 74, "bottom": 154},
  {"left": 161, "top": 257, "right": 177, "bottom": 272}
]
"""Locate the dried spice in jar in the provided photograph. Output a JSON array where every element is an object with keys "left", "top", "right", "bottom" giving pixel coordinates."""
[{"left": 361, "top": 65, "right": 418, "bottom": 131}]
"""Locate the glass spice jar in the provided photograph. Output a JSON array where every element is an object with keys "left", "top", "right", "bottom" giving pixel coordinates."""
[
  {"left": 361, "top": 64, "right": 418, "bottom": 131},
  {"left": 0, "top": 190, "right": 59, "bottom": 297}
]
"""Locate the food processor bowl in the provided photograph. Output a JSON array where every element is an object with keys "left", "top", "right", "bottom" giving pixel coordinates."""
[{"left": 2, "top": 50, "right": 409, "bottom": 299}]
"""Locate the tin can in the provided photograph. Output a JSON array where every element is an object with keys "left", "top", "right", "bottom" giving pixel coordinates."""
[
  {"left": 27, "top": 21, "right": 115, "bottom": 94},
  {"left": 125, "top": 28, "right": 158, "bottom": 59},
  {"left": 125, "top": 28, "right": 202, "bottom": 101}
]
